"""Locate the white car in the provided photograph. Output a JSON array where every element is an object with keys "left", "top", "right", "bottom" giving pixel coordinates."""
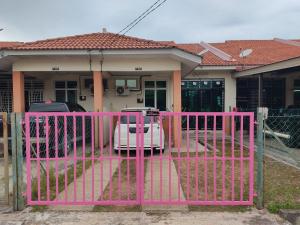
[{"left": 114, "top": 107, "right": 165, "bottom": 153}]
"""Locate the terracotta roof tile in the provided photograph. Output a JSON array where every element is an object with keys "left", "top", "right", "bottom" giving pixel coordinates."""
[
  {"left": 212, "top": 40, "right": 300, "bottom": 66},
  {"left": 6, "top": 32, "right": 300, "bottom": 69},
  {"left": 0, "top": 41, "right": 23, "bottom": 49},
  {"left": 12, "top": 32, "right": 176, "bottom": 50},
  {"left": 175, "top": 39, "right": 300, "bottom": 67}
]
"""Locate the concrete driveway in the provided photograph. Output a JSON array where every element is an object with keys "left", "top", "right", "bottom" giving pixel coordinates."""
[{"left": 0, "top": 209, "right": 291, "bottom": 225}]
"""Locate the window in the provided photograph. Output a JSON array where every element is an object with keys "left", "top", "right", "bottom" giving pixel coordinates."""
[
  {"left": 144, "top": 81, "right": 167, "bottom": 111},
  {"left": 115, "top": 78, "right": 138, "bottom": 90},
  {"left": 55, "top": 81, "right": 78, "bottom": 103},
  {"left": 294, "top": 80, "right": 300, "bottom": 106}
]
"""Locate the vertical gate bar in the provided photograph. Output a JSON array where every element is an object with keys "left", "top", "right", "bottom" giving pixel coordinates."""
[
  {"left": 240, "top": 115, "right": 244, "bottom": 201},
  {"left": 109, "top": 115, "right": 113, "bottom": 200},
  {"left": 140, "top": 113, "right": 145, "bottom": 204},
  {"left": 249, "top": 113, "right": 255, "bottom": 205},
  {"left": 36, "top": 115, "right": 41, "bottom": 201},
  {"left": 73, "top": 115, "right": 77, "bottom": 202},
  {"left": 187, "top": 115, "right": 190, "bottom": 200},
  {"left": 25, "top": 114, "right": 32, "bottom": 203},
  {"left": 45, "top": 116, "right": 50, "bottom": 201},
  {"left": 231, "top": 114, "right": 235, "bottom": 201},
  {"left": 159, "top": 114, "right": 163, "bottom": 201},
  {"left": 136, "top": 113, "right": 140, "bottom": 203},
  {"left": 64, "top": 115, "right": 68, "bottom": 202},
  {"left": 91, "top": 115, "right": 95, "bottom": 202},
  {"left": 213, "top": 115, "right": 217, "bottom": 201},
  {"left": 195, "top": 115, "right": 199, "bottom": 201},
  {"left": 168, "top": 115, "right": 172, "bottom": 202},
  {"left": 3, "top": 113, "right": 9, "bottom": 204},
  {"left": 126, "top": 114, "right": 130, "bottom": 200},
  {"left": 82, "top": 115, "right": 86, "bottom": 202},
  {"left": 99, "top": 115, "right": 104, "bottom": 200},
  {"left": 177, "top": 114, "right": 181, "bottom": 202},
  {"left": 150, "top": 115, "right": 153, "bottom": 201},
  {"left": 118, "top": 115, "right": 121, "bottom": 200},
  {"left": 204, "top": 115, "right": 208, "bottom": 201},
  {"left": 222, "top": 115, "right": 226, "bottom": 201},
  {"left": 55, "top": 116, "right": 59, "bottom": 200}
]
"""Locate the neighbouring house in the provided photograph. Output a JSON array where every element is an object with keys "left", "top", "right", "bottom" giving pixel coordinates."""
[{"left": 1, "top": 31, "right": 300, "bottom": 117}]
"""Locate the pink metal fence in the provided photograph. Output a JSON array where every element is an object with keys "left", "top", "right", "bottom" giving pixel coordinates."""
[{"left": 25, "top": 111, "right": 254, "bottom": 206}]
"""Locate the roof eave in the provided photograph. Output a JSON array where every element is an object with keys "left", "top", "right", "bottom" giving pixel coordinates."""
[
  {"left": 1, "top": 47, "right": 202, "bottom": 65},
  {"left": 233, "top": 56, "right": 300, "bottom": 78}
]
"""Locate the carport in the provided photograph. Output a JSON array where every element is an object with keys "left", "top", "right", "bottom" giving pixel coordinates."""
[
  {"left": 234, "top": 56, "right": 300, "bottom": 167},
  {"left": 234, "top": 56, "right": 300, "bottom": 110}
]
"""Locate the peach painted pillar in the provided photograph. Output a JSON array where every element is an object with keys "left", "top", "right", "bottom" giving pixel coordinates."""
[
  {"left": 12, "top": 71, "right": 25, "bottom": 112},
  {"left": 172, "top": 70, "right": 182, "bottom": 147},
  {"left": 93, "top": 71, "right": 103, "bottom": 112},
  {"left": 93, "top": 71, "right": 103, "bottom": 148}
]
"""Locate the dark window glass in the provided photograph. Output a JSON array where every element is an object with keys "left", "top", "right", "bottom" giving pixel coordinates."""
[
  {"left": 145, "top": 90, "right": 155, "bottom": 108},
  {"left": 145, "top": 81, "right": 155, "bottom": 88},
  {"left": 55, "top": 81, "right": 66, "bottom": 89},
  {"left": 121, "top": 115, "right": 153, "bottom": 124},
  {"left": 67, "top": 81, "right": 77, "bottom": 88},
  {"left": 67, "top": 90, "right": 77, "bottom": 104},
  {"left": 156, "top": 81, "right": 166, "bottom": 88},
  {"left": 294, "top": 80, "right": 300, "bottom": 106},
  {"left": 157, "top": 90, "right": 167, "bottom": 111},
  {"left": 55, "top": 90, "right": 66, "bottom": 102}
]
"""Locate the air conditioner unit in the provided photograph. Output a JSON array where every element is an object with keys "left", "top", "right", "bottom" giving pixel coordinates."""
[{"left": 116, "top": 86, "right": 130, "bottom": 96}]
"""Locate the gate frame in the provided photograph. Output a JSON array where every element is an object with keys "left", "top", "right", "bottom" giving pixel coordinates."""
[{"left": 24, "top": 111, "right": 255, "bottom": 207}]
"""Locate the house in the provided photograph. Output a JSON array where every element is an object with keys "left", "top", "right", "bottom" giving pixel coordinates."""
[{"left": 1, "top": 31, "right": 300, "bottom": 117}]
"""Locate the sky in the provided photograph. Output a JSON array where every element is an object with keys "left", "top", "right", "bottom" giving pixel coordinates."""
[{"left": 1, "top": 0, "right": 300, "bottom": 43}]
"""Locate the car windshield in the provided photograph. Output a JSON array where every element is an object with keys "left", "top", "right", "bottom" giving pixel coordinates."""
[
  {"left": 29, "top": 103, "right": 68, "bottom": 112},
  {"left": 120, "top": 115, "right": 157, "bottom": 124}
]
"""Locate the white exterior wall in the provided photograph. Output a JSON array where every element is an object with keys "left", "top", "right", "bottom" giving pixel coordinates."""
[
  {"left": 13, "top": 56, "right": 180, "bottom": 72},
  {"left": 17, "top": 57, "right": 235, "bottom": 113},
  {"left": 29, "top": 72, "right": 173, "bottom": 112},
  {"left": 185, "top": 71, "right": 236, "bottom": 112}
]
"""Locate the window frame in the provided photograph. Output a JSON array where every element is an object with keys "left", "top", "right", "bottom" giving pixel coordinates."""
[
  {"left": 144, "top": 80, "right": 168, "bottom": 111},
  {"left": 114, "top": 78, "right": 139, "bottom": 90},
  {"left": 55, "top": 80, "right": 78, "bottom": 103}
]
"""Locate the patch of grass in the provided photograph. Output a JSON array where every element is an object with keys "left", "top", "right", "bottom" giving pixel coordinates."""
[
  {"left": 172, "top": 151, "right": 250, "bottom": 212},
  {"left": 189, "top": 205, "right": 251, "bottom": 212},
  {"left": 175, "top": 141, "right": 300, "bottom": 213},
  {"left": 30, "top": 156, "right": 92, "bottom": 211},
  {"left": 93, "top": 158, "right": 146, "bottom": 212},
  {"left": 31, "top": 205, "right": 48, "bottom": 212},
  {"left": 263, "top": 157, "right": 300, "bottom": 213}
]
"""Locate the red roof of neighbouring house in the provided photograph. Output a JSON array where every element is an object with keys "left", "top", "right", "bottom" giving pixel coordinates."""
[
  {"left": 0, "top": 41, "right": 23, "bottom": 49},
  {"left": 11, "top": 32, "right": 177, "bottom": 51},
  {"left": 175, "top": 39, "right": 300, "bottom": 67}
]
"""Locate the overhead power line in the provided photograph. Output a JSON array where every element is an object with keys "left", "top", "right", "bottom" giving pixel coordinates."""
[
  {"left": 118, "top": 0, "right": 164, "bottom": 34},
  {"left": 100, "top": 0, "right": 168, "bottom": 49},
  {"left": 119, "top": 0, "right": 167, "bottom": 35}
]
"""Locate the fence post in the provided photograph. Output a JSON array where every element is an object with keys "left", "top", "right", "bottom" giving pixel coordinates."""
[
  {"left": 11, "top": 112, "right": 25, "bottom": 211},
  {"left": 2, "top": 112, "right": 9, "bottom": 205},
  {"left": 256, "top": 109, "right": 264, "bottom": 209}
]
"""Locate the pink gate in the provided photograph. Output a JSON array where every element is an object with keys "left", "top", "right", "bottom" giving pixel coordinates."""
[{"left": 25, "top": 111, "right": 254, "bottom": 206}]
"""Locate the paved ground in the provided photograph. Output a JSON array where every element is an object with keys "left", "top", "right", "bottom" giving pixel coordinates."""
[
  {"left": 49, "top": 160, "right": 119, "bottom": 211},
  {"left": 143, "top": 152, "right": 188, "bottom": 211},
  {"left": 0, "top": 208, "right": 291, "bottom": 225}
]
